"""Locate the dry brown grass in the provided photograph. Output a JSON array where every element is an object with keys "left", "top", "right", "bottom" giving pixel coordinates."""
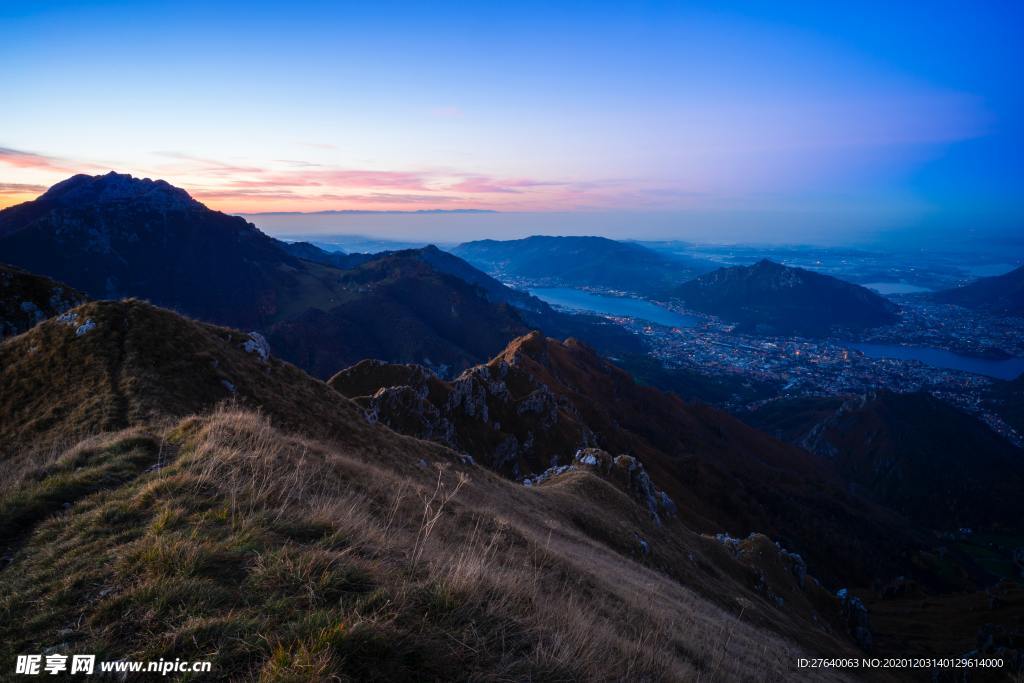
[{"left": 0, "top": 407, "right": 853, "bottom": 681}]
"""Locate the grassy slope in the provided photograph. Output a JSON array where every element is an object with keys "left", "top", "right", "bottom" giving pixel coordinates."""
[
  {"left": 0, "top": 411, "right": 859, "bottom": 681},
  {"left": 0, "top": 300, "right": 371, "bottom": 469},
  {"left": 0, "top": 301, "right": 856, "bottom": 681}
]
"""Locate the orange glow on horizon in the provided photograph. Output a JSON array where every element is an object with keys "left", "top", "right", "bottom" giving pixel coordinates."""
[{"left": 0, "top": 192, "right": 41, "bottom": 209}]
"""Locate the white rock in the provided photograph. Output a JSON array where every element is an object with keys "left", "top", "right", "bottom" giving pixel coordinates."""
[{"left": 243, "top": 332, "right": 270, "bottom": 361}]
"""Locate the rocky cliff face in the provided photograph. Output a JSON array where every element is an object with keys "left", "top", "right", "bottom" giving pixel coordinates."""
[{"left": 330, "top": 339, "right": 590, "bottom": 478}]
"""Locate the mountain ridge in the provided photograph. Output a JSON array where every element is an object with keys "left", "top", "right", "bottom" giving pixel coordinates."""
[
  {"left": 741, "top": 391, "right": 1024, "bottom": 531},
  {"left": 0, "top": 298, "right": 862, "bottom": 679},
  {"left": 673, "top": 259, "right": 899, "bottom": 336},
  {"left": 931, "top": 264, "right": 1024, "bottom": 316},
  {"left": 329, "top": 330, "right": 925, "bottom": 588},
  {"left": 452, "top": 235, "right": 714, "bottom": 296},
  {"left": 0, "top": 173, "right": 641, "bottom": 378}
]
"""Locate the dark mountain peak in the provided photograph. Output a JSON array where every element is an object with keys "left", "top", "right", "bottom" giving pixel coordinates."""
[
  {"left": 931, "top": 264, "right": 1024, "bottom": 316},
  {"left": 676, "top": 260, "right": 898, "bottom": 335},
  {"left": 0, "top": 173, "right": 298, "bottom": 328},
  {"left": 36, "top": 171, "right": 202, "bottom": 211},
  {"left": 522, "top": 234, "right": 608, "bottom": 244},
  {"left": 713, "top": 259, "right": 802, "bottom": 282},
  {"left": 495, "top": 330, "right": 549, "bottom": 365}
]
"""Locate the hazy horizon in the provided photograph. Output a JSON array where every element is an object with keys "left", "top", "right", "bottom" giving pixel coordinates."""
[{"left": 243, "top": 208, "right": 1024, "bottom": 256}]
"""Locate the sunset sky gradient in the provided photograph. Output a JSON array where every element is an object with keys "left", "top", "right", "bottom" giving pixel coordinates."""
[{"left": 2, "top": 1, "right": 1021, "bottom": 243}]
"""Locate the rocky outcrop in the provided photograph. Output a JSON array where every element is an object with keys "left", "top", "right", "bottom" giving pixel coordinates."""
[
  {"left": 243, "top": 331, "right": 271, "bottom": 362},
  {"left": 333, "top": 330, "right": 926, "bottom": 599},
  {"left": 364, "top": 385, "right": 457, "bottom": 447},
  {"left": 709, "top": 532, "right": 858, "bottom": 642},
  {"left": 570, "top": 448, "right": 678, "bottom": 524},
  {"left": 836, "top": 588, "right": 872, "bottom": 651},
  {"left": 0, "top": 264, "right": 88, "bottom": 340},
  {"left": 331, "top": 345, "right": 585, "bottom": 477},
  {"left": 523, "top": 447, "right": 678, "bottom": 524}
]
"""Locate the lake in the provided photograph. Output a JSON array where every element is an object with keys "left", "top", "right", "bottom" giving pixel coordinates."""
[
  {"left": 529, "top": 287, "right": 700, "bottom": 328},
  {"left": 848, "top": 343, "right": 1024, "bottom": 380}
]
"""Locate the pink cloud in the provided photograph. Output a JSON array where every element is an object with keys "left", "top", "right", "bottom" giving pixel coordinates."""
[
  {"left": 0, "top": 146, "right": 86, "bottom": 173},
  {"left": 218, "top": 168, "right": 431, "bottom": 191},
  {"left": 291, "top": 169, "right": 430, "bottom": 190},
  {"left": 447, "top": 176, "right": 567, "bottom": 194},
  {"left": 0, "top": 182, "right": 48, "bottom": 194},
  {"left": 343, "top": 192, "right": 462, "bottom": 205},
  {"left": 0, "top": 145, "right": 668, "bottom": 213},
  {"left": 153, "top": 152, "right": 264, "bottom": 176},
  {"left": 188, "top": 186, "right": 461, "bottom": 206}
]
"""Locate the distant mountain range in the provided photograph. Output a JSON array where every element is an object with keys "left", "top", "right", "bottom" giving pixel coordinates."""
[
  {"left": 673, "top": 259, "right": 900, "bottom": 336},
  {"left": 452, "top": 235, "right": 714, "bottom": 296},
  {"left": 0, "top": 173, "right": 639, "bottom": 378},
  {"left": 931, "top": 264, "right": 1024, "bottom": 316}
]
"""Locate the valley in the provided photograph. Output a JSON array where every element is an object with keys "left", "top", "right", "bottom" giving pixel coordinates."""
[
  {"left": 452, "top": 241, "right": 1024, "bottom": 447},
  {"left": 1, "top": 174, "right": 1022, "bottom": 680}
]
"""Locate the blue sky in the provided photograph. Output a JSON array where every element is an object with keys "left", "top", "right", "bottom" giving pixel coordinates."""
[{"left": 1, "top": 0, "right": 1021, "bottom": 244}]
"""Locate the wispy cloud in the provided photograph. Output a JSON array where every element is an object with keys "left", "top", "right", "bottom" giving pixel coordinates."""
[
  {"left": 0, "top": 182, "right": 48, "bottom": 194},
  {"left": 0, "top": 145, "right": 667, "bottom": 213},
  {"left": 243, "top": 169, "right": 431, "bottom": 190},
  {"left": 446, "top": 176, "right": 567, "bottom": 194},
  {"left": 342, "top": 192, "right": 463, "bottom": 205},
  {"left": 0, "top": 146, "right": 84, "bottom": 173},
  {"left": 187, "top": 185, "right": 464, "bottom": 210},
  {"left": 153, "top": 152, "right": 264, "bottom": 176}
]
